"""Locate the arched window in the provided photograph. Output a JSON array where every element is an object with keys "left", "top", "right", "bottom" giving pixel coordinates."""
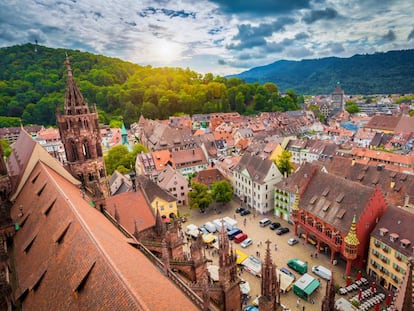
[
  {"left": 335, "top": 234, "right": 343, "bottom": 246},
  {"left": 325, "top": 228, "right": 332, "bottom": 238},
  {"left": 300, "top": 214, "right": 306, "bottom": 223},
  {"left": 83, "top": 140, "right": 91, "bottom": 159},
  {"left": 316, "top": 222, "right": 323, "bottom": 232},
  {"left": 70, "top": 141, "right": 78, "bottom": 161}
]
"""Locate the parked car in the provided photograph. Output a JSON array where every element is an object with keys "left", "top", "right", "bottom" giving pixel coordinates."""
[
  {"left": 287, "top": 258, "right": 308, "bottom": 275},
  {"left": 198, "top": 226, "right": 209, "bottom": 235},
  {"left": 240, "top": 209, "right": 251, "bottom": 216},
  {"left": 235, "top": 207, "right": 245, "bottom": 213},
  {"left": 279, "top": 267, "right": 296, "bottom": 280},
  {"left": 234, "top": 233, "right": 248, "bottom": 243},
  {"left": 312, "top": 265, "right": 332, "bottom": 280},
  {"left": 240, "top": 238, "right": 253, "bottom": 248},
  {"left": 288, "top": 238, "right": 299, "bottom": 245},
  {"left": 269, "top": 222, "right": 281, "bottom": 230},
  {"left": 276, "top": 227, "right": 290, "bottom": 235},
  {"left": 259, "top": 218, "right": 271, "bottom": 227}
]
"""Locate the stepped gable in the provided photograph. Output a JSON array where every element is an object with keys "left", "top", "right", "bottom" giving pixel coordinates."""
[
  {"left": 11, "top": 161, "right": 198, "bottom": 310},
  {"left": 299, "top": 169, "right": 375, "bottom": 233},
  {"left": 106, "top": 191, "right": 156, "bottom": 234}
]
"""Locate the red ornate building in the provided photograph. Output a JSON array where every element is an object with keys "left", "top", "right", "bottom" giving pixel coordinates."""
[
  {"left": 291, "top": 166, "right": 387, "bottom": 276},
  {"left": 57, "top": 56, "right": 108, "bottom": 209}
]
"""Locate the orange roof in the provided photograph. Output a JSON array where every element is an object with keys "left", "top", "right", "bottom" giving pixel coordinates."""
[
  {"left": 11, "top": 161, "right": 198, "bottom": 310},
  {"left": 152, "top": 150, "right": 173, "bottom": 171},
  {"left": 37, "top": 127, "right": 60, "bottom": 140},
  {"left": 352, "top": 148, "right": 414, "bottom": 166},
  {"left": 106, "top": 191, "right": 155, "bottom": 233}
]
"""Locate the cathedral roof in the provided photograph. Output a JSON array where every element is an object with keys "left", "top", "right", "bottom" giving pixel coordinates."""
[
  {"left": 11, "top": 160, "right": 198, "bottom": 310},
  {"left": 8, "top": 130, "right": 80, "bottom": 201}
]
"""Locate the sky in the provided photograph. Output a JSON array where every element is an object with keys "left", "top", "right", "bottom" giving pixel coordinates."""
[{"left": 0, "top": 0, "right": 413, "bottom": 76}]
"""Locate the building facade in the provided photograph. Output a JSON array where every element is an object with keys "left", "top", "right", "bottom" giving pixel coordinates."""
[
  {"left": 233, "top": 153, "right": 282, "bottom": 214},
  {"left": 367, "top": 205, "right": 414, "bottom": 294},
  {"left": 56, "top": 56, "right": 108, "bottom": 208}
]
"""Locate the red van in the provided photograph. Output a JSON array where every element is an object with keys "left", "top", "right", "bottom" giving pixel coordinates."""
[{"left": 234, "top": 233, "right": 248, "bottom": 243}]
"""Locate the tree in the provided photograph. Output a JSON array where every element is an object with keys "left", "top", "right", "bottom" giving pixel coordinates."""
[
  {"left": 104, "top": 145, "right": 133, "bottom": 175},
  {"left": 345, "top": 100, "right": 360, "bottom": 114},
  {"left": 0, "top": 139, "right": 12, "bottom": 158},
  {"left": 189, "top": 181, "right": 212, "bottom": 212},
  {"left": 276, "top": 150, "right": 294, "bottom": 177},
  {"left": 211, "top": 180, "right": 233, "bottom": 207}
]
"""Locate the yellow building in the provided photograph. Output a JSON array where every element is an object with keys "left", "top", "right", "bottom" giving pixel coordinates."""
[
  {"left": 137, "top": 175, "right": 178, "bottom": 220},
  {"left": 269, "top": 137, "right": 293, "bottom": 163},
  {"left": 367, "top": 205, "right": 414, "bottom": 294}
]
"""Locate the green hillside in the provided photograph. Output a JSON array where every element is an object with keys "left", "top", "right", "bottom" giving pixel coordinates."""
[
  {"left": 0, "top": 43, "right": 300, "bottom": 127},
  {"left": 230, "top": 50, "right": 414, "bottom": 94}
]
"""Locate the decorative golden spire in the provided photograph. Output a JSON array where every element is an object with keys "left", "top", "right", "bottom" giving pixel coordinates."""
[
  {"left": 292, "top": 186, "right": 300, "bottom": 211},
  {"left": 345, "top": 214, "right": 360, "bottom": 246}
]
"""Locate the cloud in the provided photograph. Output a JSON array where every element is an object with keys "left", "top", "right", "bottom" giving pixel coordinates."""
[
  {"left": 294, "top": 32, "right": 310, "bottom": 40},
  {"left": 208, "top": 0, "right": 311, "bottom": 15},
  {"left": 139, "top": 7, "right": 195, "bottom": 19},
  {"left": 227, "top": 17, "right": 296, "bottom": 50},
  {"left": 329, "top": 43, "right": 345, "bottom": 54},
  {"left": 407, "top": 28, "right": 414, "bottom": 40},
  {"left": 287, "top": 47, "right": 313, "bottom": 58},
  {"left": 382, "top": 30, "right": 396, "bottom": 42},
  {"left": 302, "top": 8, "right": 339, "bottom": 24}
]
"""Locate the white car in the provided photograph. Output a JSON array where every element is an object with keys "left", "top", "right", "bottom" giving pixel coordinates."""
[
  {"left": 312, "top": 265, "right": 332, "bottom": 280},
  {"left": 240, "top": 238, "right": 253, "bottom": 248},
  {"left": 288, "top": 238, "right": 299, "bottom": 246}
]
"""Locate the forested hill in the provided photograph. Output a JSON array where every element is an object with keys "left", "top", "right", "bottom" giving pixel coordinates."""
[
  {"left": 0, "top": 43, "right": 301, "bottom": 127},
  {"left": 230, "top": 49, "right": 414, "bottom": 95}
]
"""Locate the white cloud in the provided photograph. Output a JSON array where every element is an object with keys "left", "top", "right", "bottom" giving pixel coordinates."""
[{"left": 0, "top": 0, "right": 412, "bottom": 75}]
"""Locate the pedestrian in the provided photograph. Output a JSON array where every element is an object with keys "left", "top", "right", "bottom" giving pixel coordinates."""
[
  {"left": 260, "top": 241, "right": 262, "bottom": 246},
  {"left": 296, "top": 298, "right": 300, "bottom": 308},
  {"left": 315, "top": 252, "right": 318, "bottom": 258},
  {"left": 274, "top": 244, "right": 277, "bottom": 251}
]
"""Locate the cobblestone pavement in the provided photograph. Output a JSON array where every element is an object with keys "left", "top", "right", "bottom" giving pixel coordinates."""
[{"left": 179, "top": 199, "right": 350, "bottom": 311}]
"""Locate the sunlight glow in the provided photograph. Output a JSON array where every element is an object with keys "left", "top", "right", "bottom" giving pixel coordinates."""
[{"left": 151, "top": 39, "right": 183, "bottom": 64}]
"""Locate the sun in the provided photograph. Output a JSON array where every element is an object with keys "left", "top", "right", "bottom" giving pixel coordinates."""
[{"left": 151, "top": 39, "right": 183, "bottom": 64}]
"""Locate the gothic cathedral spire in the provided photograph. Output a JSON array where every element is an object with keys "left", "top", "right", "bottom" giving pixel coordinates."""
[{"left": 57, "top": 56, "right": 108, "bottom": 210}]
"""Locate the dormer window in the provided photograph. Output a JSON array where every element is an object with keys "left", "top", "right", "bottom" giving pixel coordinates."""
[
  {"left": 400, "top": 239, "right": 411, "bottom": 249},
  {"left": 390, "top": 233, "right": 399, "bottom": 242},
  {"left": 379, "top": 228, "right": 389, "bottom": 236}
]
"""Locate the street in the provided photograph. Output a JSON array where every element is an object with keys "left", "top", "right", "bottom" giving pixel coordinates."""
[{"left": 179, "top": 199, "right": 348, "bottom": 311}]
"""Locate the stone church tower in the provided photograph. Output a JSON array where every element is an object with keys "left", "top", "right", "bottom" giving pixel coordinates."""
[
  {"left": 218, "top": 223, "right": 241, "bottom": 311},
  {"left": 57, "top": 56, "right": 108, "bottom": 209},
  {"left": 259, "top": 240, "right": 281, "bottom": 311}
]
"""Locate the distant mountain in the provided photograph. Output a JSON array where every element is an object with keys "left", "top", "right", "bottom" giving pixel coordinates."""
[{"left": 229, "top": 50, "right": 414, "bottom": 95}]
